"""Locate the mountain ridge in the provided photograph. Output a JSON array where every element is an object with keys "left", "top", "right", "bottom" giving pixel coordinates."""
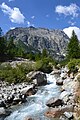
[{"left": 5, "top": 27, "right": 69, "bottom": 60}]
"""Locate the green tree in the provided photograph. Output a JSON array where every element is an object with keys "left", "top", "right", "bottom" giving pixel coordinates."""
[
  {"left": 67, "top": 30, "right": 80, "bottom": 59},
  {"left": 42, "top": 49, "right": 48, "bottom": 58},
  {"left": 0, "top": 37, "right": 7, "bottom": 61},
  {"left": 0, "top": 27, "right": 3, "bottom": 37},
  {"left": 34, "top": 57, "right": 53, "bottom": 73},
  {"left": 25, "top": 52, "right": 35, "bottom": 60},
  {"left": 16, "top": 45, "right": 24, "bottom": 57},
  {"left": 7, "top": 37, "right": 16, "bottom": 59},
  {"left": 35, "top": 53, "right": 41, "bottom": 61}
]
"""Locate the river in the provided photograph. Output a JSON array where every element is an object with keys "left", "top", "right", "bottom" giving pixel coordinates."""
[{"left": 4, "top": 74, "right": 61, "bottom": 120}]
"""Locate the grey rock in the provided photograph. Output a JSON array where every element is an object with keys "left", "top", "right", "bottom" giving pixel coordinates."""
[
  {"left": 0, "top": 107, "right": 11, "bottom": 118},
  {"left": 0, "top": 107, "right": 6, "bottom": 115},
  {"left": 0, "top": 100, "right": 6, "bottom": 108},
  {"left": 46, "top": 97, "right": 64, "bottom": 107},
  {"left": 64, "top": 112, "right": 74, "bottom": 119},
  {"left": 56, "top": 79, "right": 63, "bottom": 85},
  {"left": 20, "top": 85, "right": 34, "bottom": 94},
  {"left": 50, "top": 69, "right": 61, "bottom": 75},
  {"left": 60, "top": 72, "right": 67, "bottom": 80},
  {"left": 0, "top": 81, "right": 37, "bottom": 107},
  {"left": 59, "top": 91, "right": 71, "bottom": 104},
  {"left": 24, "top": 117, "right": 33, "bottom": 120},
  {"left": 26, "top": 71, "right": 47, "bottom": 86},
  {"left": 45, "top": 105, "right": 74, "bottom": 118},
  {"left": 5, "top": 27, "right": 69, "bottom": 60},
  {"left": 12, "top": 95, "right": 23, "bottom": 105},
  {"left": 60, "top": 115, "right": 69, "bottom": 120}
]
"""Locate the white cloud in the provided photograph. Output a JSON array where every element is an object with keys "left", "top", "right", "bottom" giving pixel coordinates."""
[
  {"left": 63, "top": 26, "right": 80, "bottom": 40},
  {"left": 68, "top": 21, "right": 76, "bottom": 26},
  {"left": 56, "top": 18, "right": 59, "bottom": 21},
  {"left": 31, "top": 16, "right": 35, "bottom": 19},
  {"left": 55, "top": 3, "right": 80, "bottom": 18},
  {"left": 46, "top": 14, "right": 49, "bottom": 17},
  {"left": 9, "top": 0, "right": 15, "bottom": 2},
  {"left": 0, "top": 2, "right": 25, "bottom": 24},
  {"left": 10, "top": 27, "right": 15, "bottom": 30},
  {"left": 26, "top": 21, "right": 34, "bottom": 27}
]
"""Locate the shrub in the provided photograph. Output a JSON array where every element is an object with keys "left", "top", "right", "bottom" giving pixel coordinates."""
[
  {"left": 67, "top": 59, "right": 80, "bottom": 73},
  {"left": 17, "top": 62, "right": 34, "bottom": 74},
  {"left": 0, "top": 68, "right": 26, "bottom": 84},
  {"left": 59, "top": 59, "right": 69, "bottom": 67},
  {"left": 34, "top": 57, "right": 53, "bottom": 73},
  {"left": 0, "top": 62, "right": 12, "bottom": 70},
  {"left": 0, "top": 63, "right": 32, "bottom": 84}
]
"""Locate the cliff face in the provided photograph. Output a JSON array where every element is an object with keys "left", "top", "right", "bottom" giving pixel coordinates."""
[{"left": 5, "top": 27, "right": 69, "bottom": 60}]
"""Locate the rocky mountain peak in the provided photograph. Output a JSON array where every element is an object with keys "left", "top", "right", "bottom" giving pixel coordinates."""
[{"left": 5, "top": 27, "right": 69, "bottom": 60}]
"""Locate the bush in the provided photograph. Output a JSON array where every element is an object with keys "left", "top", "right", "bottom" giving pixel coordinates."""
[
  {"left": 0, "top": 57, "right": 56, "bottom": 83},
  {"left": 34, "top": 57, "right": 53, "bottom": 73},
  {"left": 17, "top": 62, "right": 34, "bottom": 74},
  {"left": 67, "top": 59, "right": 80, "bottom": 73},
  {"left": 0, "top": 68, "right": 26, "bottom": 84},
  {"left": 59, "top": 59, "right": 69, "bottom": 67},
  {"left": 0, "top": 63, "right": 32, "bottom": 84},
  {"left": 0, "top": 62, "right": 12, "bottom": 70}
]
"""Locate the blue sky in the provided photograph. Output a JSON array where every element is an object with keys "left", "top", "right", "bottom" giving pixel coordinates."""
[{"left": 0, "top": 0, "right": 80, "bottom": 39}]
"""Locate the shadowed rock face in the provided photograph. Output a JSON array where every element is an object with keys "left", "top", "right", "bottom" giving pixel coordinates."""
[
  {"left": 5, "top": 27, "right": 69, "bottom": 60},
  {"left": 46, "top": 97, "right": 64, "bottom": 107}
]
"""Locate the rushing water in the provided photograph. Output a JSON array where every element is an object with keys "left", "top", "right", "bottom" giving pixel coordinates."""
[{"left": 4, "top": 74, "right": 61, "bottom": 120}]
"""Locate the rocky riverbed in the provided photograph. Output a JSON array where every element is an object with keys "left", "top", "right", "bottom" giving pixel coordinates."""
[
  {"left": 0, "top": 66, "right": 80, "bottom": 120},
  {"left": 0, "top": 81, "right": 38, "bottom": 119},
  {"left": 45, "top": 67, "right": 80, "bottom": 120},
  {"left": 0, "top": 70, "right": 48, "bottom": 119}
]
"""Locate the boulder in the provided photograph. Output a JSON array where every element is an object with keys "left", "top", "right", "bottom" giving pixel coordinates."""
[
  {"left": 46, "top": 97, "right": 64, "bottom": 107},
  {"left": 45, "top": 107, "right": 63, "bottom": 118},
  {"left": 50, "top": 69, "right": 61, "bottom": 75},
  {"left": 60, "top": 87, "right": 65, "bottom": 92},
  {"left": 26, "top": 71, "right": 47, "bottom": 86},
  {"left": 20, "top": 85, "right": 34, "bottom": 95},
  {"left": 70, "top": 72, "right": 74, "bottom": 79},
  {"left": 6, "top": 95, "right": 14, "bottom": 104},
  {"left": 56, "top": 79, "right": 63, "bottom": 85},
  {"left": 26, "top": 88, "right": 37, "bottom": 96},
  {"left": 74, "top": 73, "right": 80, "bottom": 81},
  {"left": 64, "top": 112, "right": 74, "bottom": 119},
  {"left": 59, "top": 91, "right": 71, "bottom": 103},
  {"left": 45, "top": 105, "right": 74, "bottom": 118},
  {"left": 60, "top": 72, "right": 67, "bottom": 79},
  {"left": 13, "top": 97, "right": 21, "bottom": 105},
  {"left": 0, "top": 107, "right": 11, "bottom": 117},
  {"left": 24, "top": 116, "right": 33, "bottom": 120},
  {"left": 24, "top": 118, "right": 33, "bottom": 120},
  {"left": 24, "top": 116, "right": 41, "bottom": 120},
  {"left": 0, "top": 100, "right": 6, "bottom": 108},
  {"left": 0, "top": 107, "right": 6, "bottom": 115},
  {"left": 20, "top": 85, "right": 37, "bottom": 96}
]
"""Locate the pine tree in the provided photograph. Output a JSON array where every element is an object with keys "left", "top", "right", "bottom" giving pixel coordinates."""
[
  {"left": 0, "top": 27, "right": 2, "bottom": 37},
  {"left": 67, "top": 30, "right": 80, "bottom": 59},
  {"left": 42, "top": 49, "right": 48, "bottom": 58},
  {"left": 0, "top": 37, "right": 7, "bottom": 61},
  {"left": 7, "top": 37, "right": 16, "bottom": 59}
]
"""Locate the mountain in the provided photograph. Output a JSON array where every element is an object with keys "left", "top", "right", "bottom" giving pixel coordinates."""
[{"left": 5, "top": 27, "right": 69, "bottom": 60}]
